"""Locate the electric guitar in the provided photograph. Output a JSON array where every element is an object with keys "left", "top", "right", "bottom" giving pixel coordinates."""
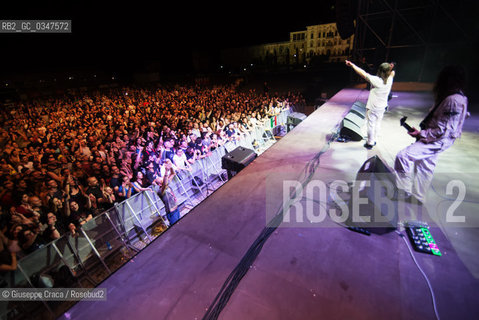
[
  {"left": 400, "top": 116, "right": 414, "bottom": 132},
  {"left": 400, "top": 116, "right": 420, "bottom": 141}
]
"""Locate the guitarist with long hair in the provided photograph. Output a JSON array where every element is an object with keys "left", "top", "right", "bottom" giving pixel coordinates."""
[{"left": 394, "top": 65, "right": 469, "bottom": 203}]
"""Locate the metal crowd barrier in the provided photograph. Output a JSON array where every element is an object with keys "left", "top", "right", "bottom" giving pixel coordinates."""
[{"left": 0, "top": 107, "right": 293, "bottom": 320}]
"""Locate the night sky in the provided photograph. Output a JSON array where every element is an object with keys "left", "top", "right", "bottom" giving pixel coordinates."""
[{"left": 0, "top": 1, "right": 337, "bottom": 75}]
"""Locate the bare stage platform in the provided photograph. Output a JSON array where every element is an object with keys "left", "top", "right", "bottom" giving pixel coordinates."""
[{"left": 62, "top": 85, "right": 479, "bottom": 320}]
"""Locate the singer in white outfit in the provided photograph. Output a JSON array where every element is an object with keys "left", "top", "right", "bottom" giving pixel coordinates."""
[
  {"left": 345, "top": 60, "right": 395, "bottom": 149},
  {"left": 394, "top": 65, "right": 468, "bottom": 203}
]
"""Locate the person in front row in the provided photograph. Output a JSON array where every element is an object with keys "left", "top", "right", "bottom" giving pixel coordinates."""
[{"left": 158, "top": 159, "right": 180, "bottom": 225}]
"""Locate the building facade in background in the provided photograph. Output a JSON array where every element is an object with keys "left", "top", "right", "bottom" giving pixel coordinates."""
[{"left": 221, "top": 22, "right": 354, "bottom": 69}]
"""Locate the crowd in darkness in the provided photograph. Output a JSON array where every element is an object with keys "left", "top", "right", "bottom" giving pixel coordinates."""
[{"left": 0, "top": 80, "right": 305, "bottom": 270}]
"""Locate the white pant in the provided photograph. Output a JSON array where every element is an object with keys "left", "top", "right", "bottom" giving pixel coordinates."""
[
  {"left": 394, "top": 140, "right": 444, "bottom": 202},
  {"left": 366, "top": 108, "right": 385, "bottom": 145}
]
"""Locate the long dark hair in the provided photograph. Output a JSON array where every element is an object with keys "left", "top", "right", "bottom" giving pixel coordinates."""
[
  {"left": 132, "top": 170, "right": 144, "bottom": 184},
  {"left": 419, "top": 65, "right": 467, "bottom": 130},
  {"left": 433, "top": 65, "right": 466, "bottom": 104}
]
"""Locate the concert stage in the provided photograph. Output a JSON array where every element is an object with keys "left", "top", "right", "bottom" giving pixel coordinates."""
[{"left": 61, "top": 86, "right": 479, "bottom": 320}]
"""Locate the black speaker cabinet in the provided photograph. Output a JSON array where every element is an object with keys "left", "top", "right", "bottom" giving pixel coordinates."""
[
  {"left": 287, "top": 112, "right": 307, "bottom": 126},
  {"left": 345, "top": 156, "right": 398, "bottom": 234},
  {"left": 350, "top": 101, "right": 366, "bottom": 118},
  {"left": 340, "top": 119, "right": 363, "bottom": 141},
  {"left": 339, "top": 101, "right": 366, "bottom": 141},
  {"left": 222, "top": 146, "right": 257, "bottom": 176},
  {"left": 287, "top": 112, "right": 307, "bottom": 132}
]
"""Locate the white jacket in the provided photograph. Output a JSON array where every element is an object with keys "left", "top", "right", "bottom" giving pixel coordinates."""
[
  {"left": 365, "top": 73, "right": 394, "bottom": 111},
  {"left": 419, "top": 93, "right": 468, "bottom": 147}
]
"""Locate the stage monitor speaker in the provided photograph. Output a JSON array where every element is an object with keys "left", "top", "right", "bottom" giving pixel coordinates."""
[
  {"left": 340, "top": 119, "right": 363, "bottom": 141},
  {"left": 287, "top": 112, "right": 307, "bottom": 126},
  {"left": 339, "top": 101, "right": 366, "bottom": 141},
  {"left": 344, "top": 156, "right": 398, "bottom": 235},
  {"left": 222, "top": 146, "right": 257, "bottom": 178},
  {"left": 287, "top": 112, "right": 307, "bottom": 132},
  {"left": 344, "top": 112, "right": 364, "bottom": 127},
  {"left": 350, "top": 101, "right": 366, "bottom": 118}
]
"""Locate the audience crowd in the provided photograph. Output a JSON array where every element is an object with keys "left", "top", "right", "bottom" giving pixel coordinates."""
[{"left": 0, "top": 80, "right": 305, "bottom": 269}]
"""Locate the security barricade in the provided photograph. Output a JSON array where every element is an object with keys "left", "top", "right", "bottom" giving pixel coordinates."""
[
  {"left": 2, "top": 236, "right": 88, "bottom": 320},
  {"left": 263, "top": 118, "right": 276, "bottom": 145},
  {"left": 168, "top": 174, "right": 193, "bottom": 208},
  {"left": 239, "top": 131, "right": 255, "bottom": 149},
  {"left": 200, "top": 148, "right": 227, "bottom": 185},
  {"left": 115, "top": 190, "right": 167, "bottom": 242},
  {"left": 187, "top": 159, "right": 209, "bottom": 199}
]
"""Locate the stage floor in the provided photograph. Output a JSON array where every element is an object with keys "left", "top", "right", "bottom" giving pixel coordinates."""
[{"left": 61, "top": 87, "right": 479, "bottom": 320}]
